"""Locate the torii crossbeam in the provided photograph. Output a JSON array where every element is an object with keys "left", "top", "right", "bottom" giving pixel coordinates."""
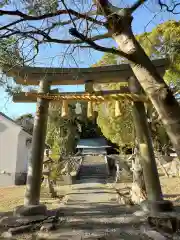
[{"left": 3, "top": 58, "right": 167, "bottom": 85}]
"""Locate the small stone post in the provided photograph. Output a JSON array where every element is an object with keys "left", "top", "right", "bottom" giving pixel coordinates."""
[
  {"left": 129, "top": 77, "right": 173, "bottom": 212},
  {"left": 15, "top": 79, "right": 50, "bottom": 216}
]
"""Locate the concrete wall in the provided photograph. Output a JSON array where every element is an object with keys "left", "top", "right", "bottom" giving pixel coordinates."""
[
  {"left": 0, "top": 115, "right": 33, "bottom": 187},
  {"left": 15, "top": 130, "right": 32, "bottom": 185},
  {"left": 0, "top": 119, "right": 20, "bottom": 186}
]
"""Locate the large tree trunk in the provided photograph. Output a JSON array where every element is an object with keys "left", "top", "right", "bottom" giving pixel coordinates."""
[{"left": 109, "top": 14, "right": 180, "bottom": 158}]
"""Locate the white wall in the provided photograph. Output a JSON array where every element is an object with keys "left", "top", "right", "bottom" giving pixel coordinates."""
[
  {"left": 0, "top": 120, "right": 20, "bottom": 173},
  {"left": 0, "top": 119, "right": 20, "bottom": 186},
  {"left": 16, "top": 130, "right": 32, "bottom": 174}
]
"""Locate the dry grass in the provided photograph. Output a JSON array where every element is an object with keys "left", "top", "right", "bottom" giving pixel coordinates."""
[
  {"left": 0, "top": 176, "right": 179, "bottom": 213},
  {"left": 0, "top": 186, "right": 25, "bottom": 212},
  {"left": 0, "top": 184, "right": 72, "bottom": 240},
  {"left": 0, "top": 185, "right": 72, "bottom": 213},
  {"left": 160, "top": 176, "right": 180, "bottom": 205},
  {"left": 110, "top": 176, "right": 180, "bottom": 206}
]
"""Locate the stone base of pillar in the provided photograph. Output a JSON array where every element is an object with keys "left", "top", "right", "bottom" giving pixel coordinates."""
[
  {"left": 14, "top": 204, "right": 47, "bottom": 217},
  {"left": 140, "top": 200, "right": 174, "bottom": 213}
]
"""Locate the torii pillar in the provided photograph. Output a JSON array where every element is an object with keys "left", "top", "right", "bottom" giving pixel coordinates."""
[
  {"left": 15, "top": 79, "right": 50, "bottom": 216},
  {"left": 129, "top": 76, "right": 173, "bottom": 213}
]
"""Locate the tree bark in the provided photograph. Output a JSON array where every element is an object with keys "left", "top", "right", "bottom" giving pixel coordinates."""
[{"left": 108, "top": 14, "right": 180, "bottom": 158}]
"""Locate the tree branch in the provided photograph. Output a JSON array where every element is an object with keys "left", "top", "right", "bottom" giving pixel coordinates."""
[
  {"left": 129, "top": 0, "right": 147, "bottom": 13},
  {"left": 95, "top": 0, "right": 119, "bottom": 15},
  {"left": 61, "top": 0, "right": 76, "bottom": 28},
  {"left": 94, "top": 0, "right": 147, "bottom": 17},
  {"left": 69, "top": 28, "right": 133, "bottom": 59},
  {"left": 0, "top": 28, "right": 111, "bottom": 45},
  {"left": 0, "top": 8, "right": 104, "bottom": 27},
  {"left": 158, "top": 0, "right": 180, "bottom": 14},
  {"left": 0, "top": 19, "right": 24, "bottom": 32},
  {"left": 0, "top": 17, "right": 81, "bottom": 32}
]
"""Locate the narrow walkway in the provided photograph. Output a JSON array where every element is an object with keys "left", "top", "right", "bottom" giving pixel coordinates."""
[
  {"left": 37, "top": 156, "right": 156, "bottom": 239},
  {"left": 38, "top": 175, "right": 151, "bottom": 239},
  {"left": 76, "top": 155, "right": 108, "bottom": 183}
]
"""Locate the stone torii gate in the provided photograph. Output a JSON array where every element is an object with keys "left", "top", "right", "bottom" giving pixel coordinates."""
[{"left": 3, "top": 58, "right": 173, "bottom": 216}]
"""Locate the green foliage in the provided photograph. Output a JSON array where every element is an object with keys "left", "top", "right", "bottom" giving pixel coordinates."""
[
  {"left": 94, "top": 20, "right": 180, "bottom": 150},
  {"left": 46, "top": 102, "right": 79, "bottom": 156},
  {"left": 77, "top": 102, "right": 102, "bottom": 138},
  {"left": 92, "top": 53, "right": 118, "bottom": 67},
  {"left": 135, "top": 20, "right": 180, "bottom": 151},
  {"left": 92, "top": 53, "right": 134, "bottom": 148},
  {"left": 0, "top": 38, "right": 23, "bottom": 94},
  {"left": 136, "top": 20, "right": 180, "bottom": 86},
  {"left": 15, "top": 113, "right": 34, "bottom": 121},
  {"left": 80, "top": 117, "right": 102, "bottom": 138},
  {"left": 0, "top": 0, "right": 9, "bottom": 8},
  {"left": 24, "top": 0, "right": 58, "bottom": 15},
  {"left": 46, "top": 101, "right": 101, "bottom": 157},
  {"left": 15, "top": 113, "right": 34, "bottom": 134},
  {"left": 5, "top": 85, "right": 22, "bottom": 96},
  {"left": 96, "top": 89, "right": 135, "bottom": 148},
  {"left": 94, "top": 21, "right": 180, "bottom": 87},
  {"left": 0, "top": 38, "right": 22, "bottom": 67}
]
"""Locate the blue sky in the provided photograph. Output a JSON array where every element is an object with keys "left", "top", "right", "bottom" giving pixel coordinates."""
[{"left": 0, "top": 1, "right": 179, "bottom": 119}]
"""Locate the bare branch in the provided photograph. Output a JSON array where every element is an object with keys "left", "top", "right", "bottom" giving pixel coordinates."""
[
  {"left": 0, "top": 17, "right": 82, "bottom": 32},
  {"left": 0, "top": 8, "right": 104, "bottom": 28},
  {"left": 158, "top": 0, "right": 180, "bottom": 14},
  {"left": 61, "top": 0, "right": 76, "bottom": 28},
  {"left": 69, "top": 28, "right": 133, "bottom": 59},
  {"left": 94, "top": 0, "right": 147, "bottom": 17},
  {"left": 129, "top": 0, "right": 147, "bottom": 13},
  {"left": 0, "top": 28, "right": 111, "bottom": 45},
  {"left": 94, "top": 0, "right": 113, "bottom": 16},
  {"left": 0, "top": 19, "right": 24, "bottom": 31}
]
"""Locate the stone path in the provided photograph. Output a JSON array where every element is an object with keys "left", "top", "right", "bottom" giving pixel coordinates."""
[
  {"left": 37, "top": 181, "right": 153, "bottom": 239},
  {"left": 37, "top": 156, "right": 173, "bottom": 239},
  {"left": 76, "top": 155, "right": 108, "bottom": 183}
]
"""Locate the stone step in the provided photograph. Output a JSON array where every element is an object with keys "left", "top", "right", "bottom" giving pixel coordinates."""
[
  {"left": 79, "top": 166, "right": 107, "bottom": 169},
  {"left": 78, "top": 172, "right": 107, "bottom": 174},
  {"left": 78, "top": 171, "right": 107, "bottom": 175},
  {"left": 79, "top": 170, "right": 106, "bottom": 172},
  {"left": 79, "top": 176, "right": 107, "bottom": 179},
  {"left": 78, "top": 173, "right": 107, "bottom": 176},
  {"left": 78, "top": 174, "right": 107, "bottom": 176},
  {"left": 78, "top": 172, "right": 107, "bottom": 176},
  {"left": 78, "top": 156, "right": 108, "bottom": 181}
]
